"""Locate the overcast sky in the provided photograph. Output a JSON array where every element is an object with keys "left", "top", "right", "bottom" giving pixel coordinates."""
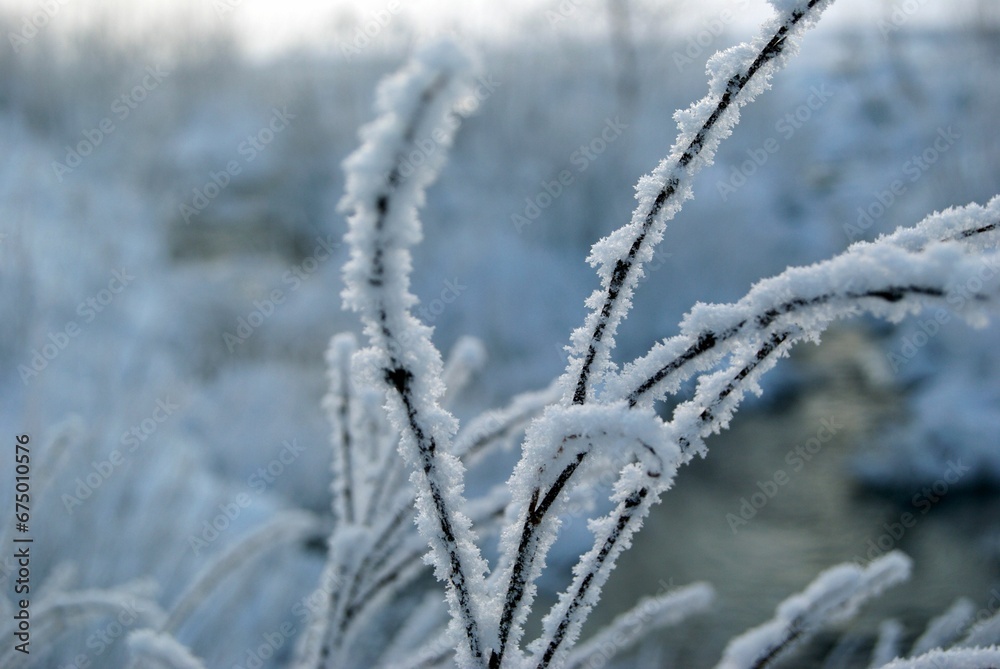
[{"left": 0, "top": 0, "right": 982, "bottom": 58}]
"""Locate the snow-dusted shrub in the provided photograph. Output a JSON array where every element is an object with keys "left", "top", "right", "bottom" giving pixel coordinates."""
[
  {"left": 6, "top": 2, "right": 998, "bottom": 668},
  {"left": 280, "top": 2, "right": 1000, "bottom": 668}
]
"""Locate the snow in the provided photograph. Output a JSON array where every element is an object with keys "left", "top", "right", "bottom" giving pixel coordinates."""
[
  {"left": 959, "top": 610, "right": 1000, "bottom": 649},
  {"left": 127, "top": 629, "right": 208, "bottom": 669},
  {"left": 715, "top": 552, "right": 911, "bottom": 669},
  {"left": 877, "top": 647, "right": 1000, "bottom": 669},
  {"left": 911, "top": 597, "right": 977, "bottom": 656},
  {"left": 564, "top": 0, "right": 836, "bottom": 406},
  {"left": 869, "top": 619, "right": 905, "bottom": 668},
  {"left": 2, "top": 4, "right": 999, "bottom": 668},
  {"left": 564, "top": 582, "right": 714, "bottom": 669}
]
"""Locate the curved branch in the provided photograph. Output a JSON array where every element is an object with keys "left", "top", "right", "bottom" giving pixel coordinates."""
[
  {"left": 567, "top": 0, "right": 833, "bottom": 405},
  {"left": 492, "top": 4, "right": 838, "bottom": 663},
  {"left": 611, "top": 211, "right": 1000, "bottom": 410},
  {"left": 339, "top": 41, "right": 489, "bottom": 665},
  {"left": 523, "top": 212, "right": 1000, "bottom": 667},
  {"left": 531, "top": 484, "right": 654, "bottom": 669},
  {"left": 715, "top": 553, "right": 911, "bottom": 669}
]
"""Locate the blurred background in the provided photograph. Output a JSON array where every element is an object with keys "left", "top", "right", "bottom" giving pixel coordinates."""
[{"left": 1, "top": 0, "right": 999, "bottom": 666}]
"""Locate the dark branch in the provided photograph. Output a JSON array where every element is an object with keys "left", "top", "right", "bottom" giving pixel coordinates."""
[
  {"left": 496, "top": 5, "right": 831, "bottom": 661},
  {"left": 627, "top": 283, "right": 950, "bottom": 407},
  {"left": 536, "top": 488, "right": 649, "bottom": 669},
  {"left": 572, "top": 0, "right": 825, "bottom": 405},
  {"left": 358, "top": 70, "right": 485, "bottom": 663},
  {"left": 748, "top": 621, "right": 806, "bottom": 669}
]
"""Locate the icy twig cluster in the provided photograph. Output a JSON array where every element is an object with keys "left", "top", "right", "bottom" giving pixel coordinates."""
[
  {"left": 288, "top": 0, "right": 1000, "bottom": 666},
  {"left": 8, "top": 0, "right": 1000, "bottom": 666},
  {"left": 0, "top": 423, "right": 324, "bottom": 669},
  {"left": 716, "top": 553, "right": 1000, "bottom": 669}
]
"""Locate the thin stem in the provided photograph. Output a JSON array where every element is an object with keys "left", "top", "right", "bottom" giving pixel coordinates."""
[
  {"left": 571, "top": 0, "right": 827, "bottom": 405},
  {"left": 493, "top": 5, "right": 834, "bottom": 662},
  {"left": 344, "top": 61, "right": 488, "bottom": 662},
  {"left": 534, "top": 487, "right": 650, "bottom": 669},
  {"left": 624, "top": 284, "right": 952, "bottom": 409}
]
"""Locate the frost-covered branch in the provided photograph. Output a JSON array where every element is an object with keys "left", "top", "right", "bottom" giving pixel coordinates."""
[
  {"left": 491, "top": 403, "right": 682, "bottom": 667},
  {"left": 522, "top": 406, "right": 685, "bottom": 667},
  {"left": 338, "top": 40, "right": 490, "bottom": 666},
  {"left": 521, "top": 171, "right": 1000, "bottom": 669},
  {"left": 295, "top": 331, "right": 417, "bottom": 668},
  {"left": 715, "top": 553, "right": 912, "bottom": 669},
  {"left": 345, "top": 484, "right": 511, "bottom": 644},
  {"left": 875, "top": 647, "right": 1000, "bottom": 669},
  {"left": 327, "top": 486, "right": 508, "bottom": 643},
  {"left": 492, "top": 202, "right": 1000, "bottom": 668},
  {"left": 163, "top": 511, "right": 319, "bottom": 635},
  {"left": 653, "top": 222, "right": 999, "bottom": 462},
  {"left": 361, "top": 407, "right": 411, "bottom": 529},
  {"left": 320, "top": 5, "right": 1000, "bottom": 668},
  {"left": 530, "top": 482, "right": 652, "bottom": 669},
  {"left": 304, "top": 339, "right": 536, "bottom": 668},
  {"left": 563, "top": 582, "right": 714, "bottom": 669},
  {"left": 611, "top": 198, "right": 1000, "bottom": 411},
  {"left": 326, "top": 333, "right": 359, "bottom": 525},
  {"left": 491, "top": 5, "right": 837, "bottom": 661},
  {"left": 565, "top": 0, "right": 834, "bottom": 406}
]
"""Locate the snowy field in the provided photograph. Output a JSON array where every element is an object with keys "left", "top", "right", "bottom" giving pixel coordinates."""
[{"left": 1, "top": 1, "right": 999, "bottom": 667}]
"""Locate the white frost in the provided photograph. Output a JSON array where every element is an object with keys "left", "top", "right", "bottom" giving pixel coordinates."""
[{"left": 715, "top": 552, "right": 911, "bottom": 669}]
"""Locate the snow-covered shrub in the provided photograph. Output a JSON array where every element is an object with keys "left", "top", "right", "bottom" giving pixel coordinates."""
[
  {"left": 283, "top": 2, "right": 999, "bottom": 668},
  {"left": 3, "top": 2, "right": 999, "bottom": 669}
]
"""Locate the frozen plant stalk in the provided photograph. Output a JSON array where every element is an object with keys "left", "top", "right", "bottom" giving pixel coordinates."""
[
  {"left": 303, "top": 1, "right": 1000, "bottom": 667},
  {"left": 335, "top": 39, "right": 492, "bottom": 667}
]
